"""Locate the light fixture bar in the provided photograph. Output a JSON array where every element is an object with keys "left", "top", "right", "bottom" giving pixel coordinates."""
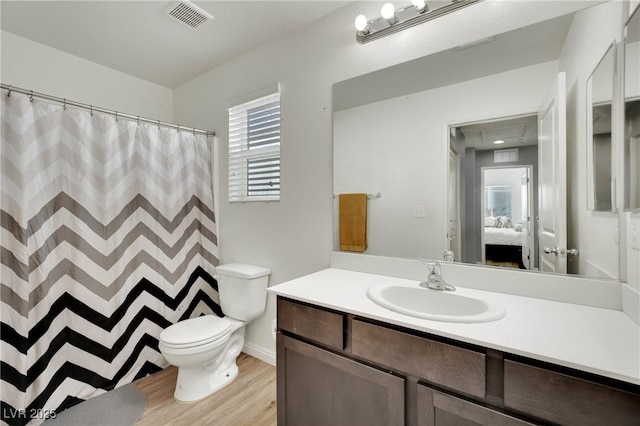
[{"left": 356, "top": 0, "right": 482, "bottom": 44}]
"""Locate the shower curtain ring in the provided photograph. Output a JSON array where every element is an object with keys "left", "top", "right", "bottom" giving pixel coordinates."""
[
  {"left": 137, "top": 116, "right": 140, "bottom": 126},
  {"left": 177, "top": 125, "right": 180, "bottom": 133},
  {"left": 157, "top": 120, "right": 160, "bottom": 129},
  {"left": 6, "top": 85, "right": 11, "bottom": 97},
  {"left": 115, "top": 111, "right": 118, "bottom": 122},
  {"left": 90, "top": 105, "right": 93, "bottom": 116},
  {"left": 29, "top": 90, "right": 34, "bottom": 102},
  {"left": 63, "top": 99, "right": 67, "bottom": 110}
]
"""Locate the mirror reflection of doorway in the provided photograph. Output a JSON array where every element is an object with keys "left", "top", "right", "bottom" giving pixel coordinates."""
[
  {"left": 449, "top": 114, "right": 539, "bottom": 271},
  {"left": 482, "top": 166, "right": 534, "bottom": 269}
]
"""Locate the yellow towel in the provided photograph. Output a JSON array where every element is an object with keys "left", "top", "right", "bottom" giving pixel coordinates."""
[{"left": 339, "top": 193, "right": 368, "bottom": 252}]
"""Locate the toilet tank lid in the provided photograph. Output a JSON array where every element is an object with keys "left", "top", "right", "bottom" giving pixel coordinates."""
[{"left": 216, "top": 263, "right": 271, "bottom": 279}]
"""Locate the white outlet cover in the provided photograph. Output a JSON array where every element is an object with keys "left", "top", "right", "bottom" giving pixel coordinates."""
[{"left": 412, "top": 205, "right": 426, "bottom": 218}]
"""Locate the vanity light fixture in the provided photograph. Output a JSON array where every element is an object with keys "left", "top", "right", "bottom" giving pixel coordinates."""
[
  {"left": 355, "top": 0, "right": 481, "bottom": 44},
  {"left": 381, "top": 3, "right": 398, "bottom": 25}
]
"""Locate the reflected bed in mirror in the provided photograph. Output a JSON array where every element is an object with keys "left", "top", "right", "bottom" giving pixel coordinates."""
[{"left": 333, "top": 2, "right": 624, "bottom": 281}]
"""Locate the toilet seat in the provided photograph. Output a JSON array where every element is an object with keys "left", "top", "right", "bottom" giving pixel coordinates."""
[{"left": 160, "top": 316, "right": 232, "bottom": 349}]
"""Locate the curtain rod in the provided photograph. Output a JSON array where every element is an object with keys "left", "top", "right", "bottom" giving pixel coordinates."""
[{"left": 1, "top": 84, "right": 216, "bottom": 137}]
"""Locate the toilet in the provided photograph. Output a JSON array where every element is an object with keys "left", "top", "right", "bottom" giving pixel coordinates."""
[{"left": 158, "top": 263, "right": 271, "bottom": 402}]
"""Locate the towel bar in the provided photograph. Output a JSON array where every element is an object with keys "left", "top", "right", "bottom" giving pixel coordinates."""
[{"left": 333, "top": 192, "right": 381, "bottom": 199}]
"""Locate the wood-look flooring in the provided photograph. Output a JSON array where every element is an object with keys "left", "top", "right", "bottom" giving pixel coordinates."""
[{"left": 133, "top": 353, "right": 276, "bottom": 425}]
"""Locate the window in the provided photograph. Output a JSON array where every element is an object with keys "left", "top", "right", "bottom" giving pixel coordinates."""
[
  {"left": 228, "top": 91, "right": 281, "bottom": 202},
  {"left": 484, "top": 185, "right": 512, "bottom": 219}
]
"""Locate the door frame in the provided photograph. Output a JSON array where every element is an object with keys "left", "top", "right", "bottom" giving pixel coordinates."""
[
  {"left": 480, "top": 165, "right": 534, "bottom": 266},
  {"left": 445, "top": 111, "right": 538, "bottom": 264}
]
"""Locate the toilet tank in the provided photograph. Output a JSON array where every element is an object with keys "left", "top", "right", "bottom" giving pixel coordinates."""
[{"left": 216, "top": 263, "right": 271, "bottom": 322}]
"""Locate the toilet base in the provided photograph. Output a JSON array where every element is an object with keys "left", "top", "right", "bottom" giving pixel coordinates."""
[
  {"left": 172, "top": 333, "right": 244, "bottom": 402},
  {"left": 174, "top": 362, "right": 239, "bottom": 403}
]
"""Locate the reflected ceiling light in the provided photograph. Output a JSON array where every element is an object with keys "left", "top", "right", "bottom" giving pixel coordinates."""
[
  {"left": 493, "top": 140, "right": 505, "bottom": 145},
  {"left": 355, "top": 0, "right": 481, "bottom": 44}
]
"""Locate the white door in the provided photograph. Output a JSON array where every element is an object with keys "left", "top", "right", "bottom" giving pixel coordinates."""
[
  {"left": 521, "top": 168, "right": 533, "bottom": 270},
  {"left": 538, "top": 72, "right": 568, "bottom": 273},
  {"left": 448, "top": 148, "right": 461, "bottom": 260}
]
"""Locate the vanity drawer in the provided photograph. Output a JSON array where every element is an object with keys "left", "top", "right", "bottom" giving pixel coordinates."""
[
  {"left": 417, "top": 384, "right": 536, "bottom": 426},
  {"left": 351, "top": 319, "right": 486, "bottom": 399},
  {"left": 503, "top": 360, "right": 640, "bottom": 426},
  {"left": 277, "top": 298, "right": 345, "bottom": 350}
]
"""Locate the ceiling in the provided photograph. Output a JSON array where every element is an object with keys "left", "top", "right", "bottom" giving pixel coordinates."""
[
  {"left": 1, "top": 1, "right": 350, "bottom": 88},
  {"left": 457, "top": 114, "right": 538, "bottom": 151}
]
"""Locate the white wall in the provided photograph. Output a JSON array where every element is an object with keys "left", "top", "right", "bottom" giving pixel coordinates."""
[
  {"left": 172, "top": 1, "right": 593, "bottom": 361},
  {"left": 334, "top": 61, "right": 557, "bottom": 259},
  {"left": 559, "top": 2, "right": 624, "bottom": 281},
  {"left": 1, "top": 31, "right": 173, "bottom": 122},
  {"left": 625, "top": 212, "right": 640, "bottom": 323}
]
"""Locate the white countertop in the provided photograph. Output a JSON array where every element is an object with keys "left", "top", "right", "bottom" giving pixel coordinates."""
[{"left": 268, "top": 268, "right": 640, "bottom": 385}]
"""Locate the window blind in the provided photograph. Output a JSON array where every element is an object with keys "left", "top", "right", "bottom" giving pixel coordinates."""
[{"left": 228, "top": 91, "right": 281, "bottom": 202}]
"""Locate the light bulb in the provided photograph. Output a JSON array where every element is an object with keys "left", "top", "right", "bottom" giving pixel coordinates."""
[
  {"left": 381, "top": 3, "right": 396, "bottom": 20},
  {"left": 355, "top": 14, "right": 368, "bottom": 32},
  {"left": 493, "top": 140, "right": 505, "bottom": 145},
  {"left": 411, "top": 0, "right": 426, "bottom": 12}
]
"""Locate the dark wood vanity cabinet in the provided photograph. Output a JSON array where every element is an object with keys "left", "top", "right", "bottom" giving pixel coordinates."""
[
  {"left": 417, "top": 385, "right": 535, "bottom": 426},
  {"left": 276, "top": 297, "right": 640, "bottom": 426},
  {"left": 277, "top": 334, "right": 405, "bottom": 426}
]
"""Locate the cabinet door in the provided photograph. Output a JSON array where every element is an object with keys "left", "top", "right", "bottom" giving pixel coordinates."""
[
  {"left": 417, "top": 384, "right": 537, "bottom": 426},
  {"left": 277, "top": 334, "right": 404, "bottom": 426}
]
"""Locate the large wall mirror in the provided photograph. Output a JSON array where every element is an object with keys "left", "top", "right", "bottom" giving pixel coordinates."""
[{"left": 333, "top": 2, "right": 626, "bottom": 281}]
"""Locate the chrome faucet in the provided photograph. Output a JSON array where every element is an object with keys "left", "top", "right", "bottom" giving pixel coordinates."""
[
  {"left": 419, "top": 261, "right": 456, "bottom": 291},
  {"left": 443, "top": 249, "right": 455, "bottom": 262}
]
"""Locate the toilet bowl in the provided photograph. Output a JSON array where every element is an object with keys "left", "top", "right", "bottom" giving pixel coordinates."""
[
  {"left": 158, "top": 263, "right": 270, "bottom": 402},
  {"left": 159, "top": 315, "right": 245, "bottom": 402}
]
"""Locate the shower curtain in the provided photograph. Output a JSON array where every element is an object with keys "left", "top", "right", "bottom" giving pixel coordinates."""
[{"left": 1, "top": 91, "right": 220, "bottom": 425}]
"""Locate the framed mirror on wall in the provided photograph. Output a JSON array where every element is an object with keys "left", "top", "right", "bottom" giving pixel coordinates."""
[
  {"left": 333, "top": 1, "right": 628, "bottom": 281},
  {"left": 624, "top": 5, "right": 640, "bottom": 211},
  {"left": 587, "top": 44, "right": 616, "bottom": 212}
]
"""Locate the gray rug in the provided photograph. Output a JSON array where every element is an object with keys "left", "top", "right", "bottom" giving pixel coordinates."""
[{"left": 44, "top": 384, "right": 147, "bottom": 426}]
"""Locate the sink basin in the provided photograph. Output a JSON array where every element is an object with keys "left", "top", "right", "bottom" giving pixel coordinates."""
[{"left": 367, "top": 284, "right": 506, "bottom": 323}]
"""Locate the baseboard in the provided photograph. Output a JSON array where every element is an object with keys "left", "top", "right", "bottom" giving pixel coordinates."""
[{"left": 243, "top": 342, "right": 276, "bottom": 366}]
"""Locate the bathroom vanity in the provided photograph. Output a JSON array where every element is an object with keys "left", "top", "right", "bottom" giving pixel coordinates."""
[{"left": 269, "top": 268, "right": 640, "bottom": 426}]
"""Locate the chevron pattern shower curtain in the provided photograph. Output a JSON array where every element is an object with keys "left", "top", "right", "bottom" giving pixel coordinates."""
[{"left": 1, "top": 91, "right": 220, "bottom": 425}]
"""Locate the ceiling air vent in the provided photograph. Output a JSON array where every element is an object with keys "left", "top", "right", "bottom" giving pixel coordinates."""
[{"left": 164, "top": 1, "right": 214, "bottom": 29}]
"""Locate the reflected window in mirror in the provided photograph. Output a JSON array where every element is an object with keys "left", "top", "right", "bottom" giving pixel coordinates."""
[
  {"left": 624, "top": 6, "right": 640, "bottom": 210},
  {"left": 484, "top": 185, "right": 513, "bottom": 219}
]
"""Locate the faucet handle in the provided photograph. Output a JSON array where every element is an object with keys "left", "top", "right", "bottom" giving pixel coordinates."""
[
  {"left": 427, "top": 261, "right": 441, "bottom": 276},
  {"left": 443, "top": 249, "right": 455, "bottom": 262}
]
